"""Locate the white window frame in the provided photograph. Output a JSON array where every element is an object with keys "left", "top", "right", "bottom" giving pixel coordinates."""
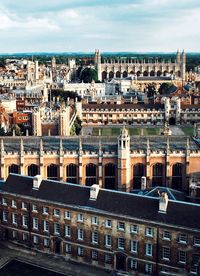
[
  {"left": 3, "top": 211, "right": 8, "bottom": 222},
  {"left": 162, "top": 246, "right": 170, "bottom": 260},
  {"left": 91, "top": 249, "right": 98, "bottom": 260},
  {"left": 33, "top": 235, "right": 38, "bottom": 244},
  {"left": 43, "top": 220, "right": 49, "bottom": 232},
  {"left": 42, "top": 207, "right": 49, "bottom": 215},
  {"left": 130, "top": 258, "right": 137, "bottom": 270},
  {"left": 11, "top": 200, "right": 17, "bottom": 208},
  {"left": 105, "top": 253, "right": 112, "bottom": 264},
  {"left": 65, "top": 211, "right": 71, "bottom": 220},
  {"left": 130, "top": 224, "right": 138, "bottom": 234},
  {"left": 65, "top": 225, "right": 71, "bottom": 238},
  {"left": 179, "top": 250, "right": 186, "bottom": 263},
  {"left": 118, "top": 221, "right": 125, "bottom": 231},
  {"left": 105, "top": 219, "right": 112, "bottom": 228},
  {"left": 33, "top": 217, "right": 38, "bottom": 230},
  {"left": 77, "top": 213, "right": 84, "bottom": 222},
  {"left": 179, "top": 234, "right": 188, "bottom": 244},
  {"left": 163, "top": 230, "right": 171, "bottom": 241},
  {"left": 145, "top": 227, "right": 153, "bottom": 237},
  {"left": 22, "top": 233, "right": 28, "bottom": 241},
  {"left": 91, "top": 216, "right": 98, "bottom": 225},
  {"left": 145, "top": 243, "right": 153, "bottom": 257},
  {"left": 32, "top": 204, "right": 38, "bottom": 213},
  {"left": 118, "top": 237, "right": 125, "bottom": 250},
  {"left": 77, "top": 246, "right": 84, "bottom": 256},
  {"left": 54, "top": 223, "right": 60, "bottom": 235},
  {"left": 22, "top": 215, "right": 28, "bottom": 227},
  {"left": 44, "top": 238, "right": 49, "bottom": 247},
  {"left": 65, "top": 243, "right": 71, "bottom": 253},
  {"left": 131, "top": 240, "right": 138, "bottom": 253},
  {"left": 145, "top": 263, "right": 153, "bottom": 274},
  {"left": 22, "top": 202, "right": 27, "bottom": 210},
  {"left": 194, "top": 237, "right": 200, "bottom": 247},
  {"left": 12, "top": 213, "right": 17, "bottom": 225},
  {"left": 78, "top": 228, "right": 84, "bottom": 241},
  {"left": 92, "top": 231, "right": 98, "bottom": 244},
  {"left": 53, "top": 209, "right": 60, "bottom": 217},
  {"left": 2, "top": 198, "right": 7, "bottom": 206},
  {"left": 105, "top": 234, "right": 112, "bottom": 247}
]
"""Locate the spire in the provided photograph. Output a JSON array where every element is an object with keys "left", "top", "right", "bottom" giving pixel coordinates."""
[
  {"left": 176, "top": 49, "right": 180, "bottom": 63},
  {"left": 40, "top": 138, "right": 44, "bottom": 155}
]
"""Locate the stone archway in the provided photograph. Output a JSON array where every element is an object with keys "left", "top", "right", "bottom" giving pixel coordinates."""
[{"left": 115, "top": 252, "right": 127, "bottom": 271}]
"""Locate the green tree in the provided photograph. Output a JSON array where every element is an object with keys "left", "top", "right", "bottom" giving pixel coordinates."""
[
  {"left": 158, "top": 83, "right": 176, "bottom": 95},
  {"left": 70, "top": 116, "right": 82, "bottom": 136},
  {"left": 80, "top": 68, "right": 98, "bottom": 83}
]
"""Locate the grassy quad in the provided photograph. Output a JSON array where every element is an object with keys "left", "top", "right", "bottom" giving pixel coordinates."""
[
  {"left": 181, "top": 127, "right": 194, "bottom": 136},
  {"left": 92, "top": 127, "right": 161, "bottom": 136}
]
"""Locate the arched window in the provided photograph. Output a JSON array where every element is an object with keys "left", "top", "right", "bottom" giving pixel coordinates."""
[
  {"left": 47, "top": 164, "right": 58, "bottom": 180},
  {"left": 152, "top": 163, "right": 164, "bottom": 186},
  {"left": 133, "top": 163, "right": 145, "bottom": 189},
  {"left": 129, "top": 71, "right": 134, "bottom": 76},
  {"left": 143, "top": 71, "right": 148, "bottom": 77},
  {"left": 66, "top": 164, "right": 78, "bottom": 184},
  {"left": 109, "top": 71, "right": 114, "bottom": 79},
  {"left": 8, "top": 164, "right": 20, "bottom": 174},
  {"left": 150, "top": 71, "right": 155, "bottom": 76},
  {"left": 104, "top": 163, "right": 116, "bottom": 190},
  {"left": 102, "top": 71, "right": 107, "bottom": 81},
  {"left": 122, "top": 71, "right": 128, "bottom": 78},
  {"left": 157, "top": 71, "right": 162, "bottom": 77},
  {"left": 116, "top": 71, "right": 121, "bottom": 78},
  {"left": 136, "top": 71, "right": 141, "bottom": 77},
  {"left": 172, "top": 163, "right": 183, "bottom": 190},
  {"left": 28, "top": 164, "right": 39, "bottom": 176},
  {"left": 85, "top": 163, "right": 97, "bottom": 186}
]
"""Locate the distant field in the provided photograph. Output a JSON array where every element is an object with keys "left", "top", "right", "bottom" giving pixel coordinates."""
[
  {"left": 92, "top": 127, "right": 161, "bottom": 136},
  {"left": 181, "top": 127, "right": 194, "bottom": 136}
]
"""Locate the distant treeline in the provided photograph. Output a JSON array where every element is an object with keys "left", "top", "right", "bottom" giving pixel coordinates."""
[{"left": 0, "top": 53, "right": 200, "bottom": 71}]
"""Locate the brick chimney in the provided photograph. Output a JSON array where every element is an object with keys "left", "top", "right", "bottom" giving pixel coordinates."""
[{"left": 33, "top": 175, "right": 42, "bottom": 190}]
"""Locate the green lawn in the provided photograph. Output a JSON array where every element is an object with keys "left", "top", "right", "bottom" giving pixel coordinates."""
[
  {"left": 92, "top": 127, "right": 161, "bottom": 136},
  {"left": 181, "top": 127, "right": 194, "bottom": 136}
]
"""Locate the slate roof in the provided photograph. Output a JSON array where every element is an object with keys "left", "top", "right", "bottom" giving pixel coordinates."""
[
  {"left": 0, "top": 136, "right": 199, "bottom": 152},
  {"left": 1, "top": 174, "right": 200, "bottom": 231}
]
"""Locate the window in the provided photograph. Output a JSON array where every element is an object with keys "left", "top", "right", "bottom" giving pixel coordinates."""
[
  {"left": 105, "top": 235, "right": 112, "bottom": 247},
  {"left": 22, "top": 215, "right": 28, "bottom": 227},
  {"left": 65, "top": 225, "right": 71, "bottom": 237},
  {"left": 77, "top": 246, "right": 84, "bottom": 257},
  {"left": 33, "top": 218, "right": 38, "bottom": 230},
  {"left": 65, "top": 243, "right": 71, "bottom": 254},
  {"left": 12, "top": 231, "right": 17, "bottom": 239},
  {"left": 12, "top": 213, "right": 17, "bottom": 225},
  {"left": 43, "top": 207, "right": 49, "bottom": 215},
  {"left": 130, "top": 224, "right": 138, "bottom": 234},
  {"left": 11, "top": 200, "right": 17, "bottom": 208},
  {"left": 130, "top": 259, "right": 137, "bottom": 270},
  {"left": 65, "top": 211, "right": 71, "bottom": 220},
  {"left": 179, "top": 234, "right": 188, "bottom": 244},
  {"left": 3, "top": 211, "right": 8, "bottom": 222},
  {"left": 145, "top": 243, "right": 153, "bottom": 256},
  {"left": 91, "top": 250, "right": 98, "bottom": 260},
  {"left": 145, "top": 263, "right": 153, "bottom": 274},
  {"left": 54, "top": 223, "right": 60, "bottom": 235},
  {"left": 32, "top": 204, "right": 38, "bottom": 212},
  {"left": 91, "top": 216, "right": 98, "bottom": 225},
  {"left": 53, "top": 209, "right": 60, "bottom": 217},
  {"left": 163, "top": 230, "right": 171, "bottom": 240},
  {"left": 22, "top": 202, "right": 27, "bottom": 210},
  {"left": 162, "top": 247, "right": 170, "bottom": 260},
  {"left": 2, "top": 198, "right": 7, "bottom": 206},
  {"left": 22, "top": 233, "right": 28, "bottom": 241},
  {"left": 131, "top": 240, "right": 138, "bottom": 253},
  {"left": 43, "top": 220, "right": 49, "bottom": 232},
  {"left": 118, "top": 237, "right": 125, "bottom": 250},
  {"left": 105, "top": 219, "right": 112, "bottom": 228},
  {"left": 44, "top": 238, "right": 49, "bottom": 247},
  {"left": 194, "top": 237, "right": 200, "bottom": 247},
  {"left": 77, "top": 213, "right": 84, "bottom": 222},
  {"left": 118, "top": 222, "right": 125, "bottom": 231},
  {"left": 145, "top": 227, "right": 153, "bottom": 237},
  {"left": 105, "top": 253, "right": 112, "bottom": 264},
  {"left": 78, "top": 228, "right": 84, "bottom": 240},
  {"left": 179, "top": 250, "right": 186, "bottom": 263},
  {"left": 92, "top": 231, "right": 98, "bottom": 244},
  {"left": 33, "top": 235, "right": 38, "bottom": 244}
]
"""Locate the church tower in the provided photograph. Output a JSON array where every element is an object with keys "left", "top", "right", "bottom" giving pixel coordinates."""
[
  {"left": 95, "top": 49, "right": 102, "bottom": 82},
  {"left": 117, "top": 126, "right": 131, "bottom": 192},
  {"left": 176, "top": 49, "right": 181, "bottom": 64},
  {"left": 59, "top": 106, "right": 70, "bottom": 136}
]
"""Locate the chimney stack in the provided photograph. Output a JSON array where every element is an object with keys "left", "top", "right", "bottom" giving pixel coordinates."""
[
  {"left": 90, "top": 184, "right": 100, "bottom": 201},
  {"left": 159, "top": 192, "right": 169, "bottom": 213},
  {"left": 33, "top": 175, "right": 42, "bottom": 190}
]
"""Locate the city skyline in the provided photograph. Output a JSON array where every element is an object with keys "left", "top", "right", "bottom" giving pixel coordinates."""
[{"left": 0, "top": 0, "right": 199, "bottom": 53}]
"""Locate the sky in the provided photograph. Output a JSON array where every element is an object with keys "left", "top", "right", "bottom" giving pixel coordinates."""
[{"left": 0, "top": 0, "right": 199, "bottom": 53}]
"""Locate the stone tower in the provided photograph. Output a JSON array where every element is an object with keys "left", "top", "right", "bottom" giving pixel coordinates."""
[
  {"left": 35, "top": 60, "right": 39, "bottom": 82},
  {"left": 164, "top": 98, "right": 171, "bottom": 123},
  {"left": 117, "top": 126, "right": 131, "bottom": 192},
  {"left": 51, "top": 56, "right": 56, "bottom": 69},
  {"left": 176, "top": 49, "right": 181, "bottom": 64},
  {"left": 32, "top": 109, "right": 42, "bottom": 136},
  {"left": 95, "top": 49, "right": 102, "bottom": 82},
  {"left": 175, "top": 97, "right": 181, "bottom": 124},
  {"left": 59, "top": 106, "right": 70, "bottom": 136},
  {"left": 181, "top": 50, "right": 186, "bottom": 81}
]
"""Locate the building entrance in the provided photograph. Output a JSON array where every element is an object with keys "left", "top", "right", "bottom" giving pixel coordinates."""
[
  {"left": 55, "top": 240, "right": 61, "bottom": 254},
  {"left": 116, "top": 253, "right": 126, "bottom": 271}
]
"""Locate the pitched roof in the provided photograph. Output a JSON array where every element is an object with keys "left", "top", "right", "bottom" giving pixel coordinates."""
[{"left": 1, "top": 174, "right": 200, "bottom": 231}]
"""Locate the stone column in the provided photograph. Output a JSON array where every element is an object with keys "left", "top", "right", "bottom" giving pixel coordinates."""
[
  {"left": 98, "top": 139, "right": 103, "bottom": 188},
  {"left": 59, "top": 139, "right": 64, "bottom": 181},
  {"left": 185, "top": 138, "right": 190, "bottom": 191},
  {"left": 20, "top": 139, "right": 25, "bottom": 175},
  {"left": 39, "top": 138, "right": 44, "bottom": 178},
  {"left": 78, "top": 138, "right": 83, "bottom": 185},
  {"left": 146, "top": 138, "right": 150, "bottom": 188},
  {"left": 165, "top": 138, "right": 170, "bottom": 187}
]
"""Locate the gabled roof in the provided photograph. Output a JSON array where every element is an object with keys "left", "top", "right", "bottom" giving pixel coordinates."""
[{"left": 1, "top": 174, "right": 200, "bottom": 231}]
